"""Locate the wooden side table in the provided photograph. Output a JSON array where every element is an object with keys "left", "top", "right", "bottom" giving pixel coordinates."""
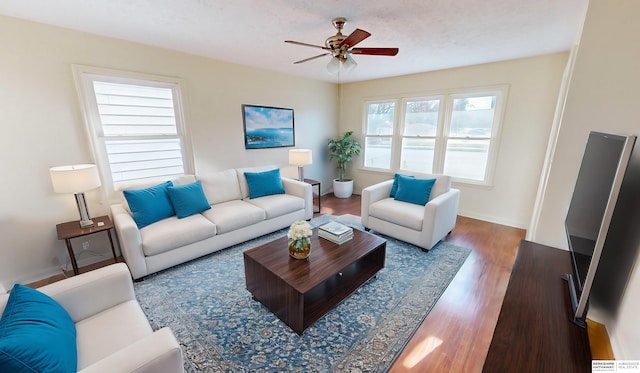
[
  {"left": 304, "top": 178, "right": 321, "bottom": 214},
  {"left": 56, "top": 215, "right": 118, "bottom": 275}
]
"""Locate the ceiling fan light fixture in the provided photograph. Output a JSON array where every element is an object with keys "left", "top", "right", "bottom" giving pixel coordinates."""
[
  {"left": 288, "top": 17, "right": 398, "bottom": 74},
  {"left": 343, "top": 53, "right": 358, "bottom": 72},
  {"left": 326, "top": 56, "right": 341, "bottom": 75}
]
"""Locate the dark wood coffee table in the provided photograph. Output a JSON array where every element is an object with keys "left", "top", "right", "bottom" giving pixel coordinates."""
[{"left": 243, "top": 227, "right": 386, "bottom": 334}]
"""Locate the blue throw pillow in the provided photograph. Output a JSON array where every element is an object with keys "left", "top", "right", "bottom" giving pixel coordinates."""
[
  {"left": 0, "top": 284, "right": 77, "bottom": 373},
  {"left": 123, "top": 181, "right": 175, "bottom": 229},
  {"left": 167, "top": 181, "right": 211, "bottom": 218},
  {"left": 390, "top": 174, "right": 415, "bottom": 198},
  {"left": 394, "top": 176, "right": 437, "bottom": 206},
  {"left": 244, "top": 169, "right": 285, "bottom": 199}
]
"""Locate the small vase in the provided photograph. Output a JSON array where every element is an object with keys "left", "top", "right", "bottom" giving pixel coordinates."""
[{"left": 288, "top": 237, "right": 311, "bottom": 260}]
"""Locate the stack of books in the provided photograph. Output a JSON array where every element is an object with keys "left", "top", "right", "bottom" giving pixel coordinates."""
[{"left": 318, "top": 221, "right": 353, "bottom": 244}]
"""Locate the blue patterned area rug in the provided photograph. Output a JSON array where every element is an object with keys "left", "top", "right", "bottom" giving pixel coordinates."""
[{"left": 134, "top": 215, "right": 471, "bottom": 372}]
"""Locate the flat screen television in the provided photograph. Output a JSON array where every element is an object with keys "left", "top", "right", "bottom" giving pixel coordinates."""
[{"left": 563, "top": 131, "right": 636, "bottom": 327}]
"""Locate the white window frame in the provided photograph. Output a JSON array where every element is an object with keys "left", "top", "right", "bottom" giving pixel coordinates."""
[
  {"left": 361, "top": 85, "right": 508, "bottom": 186},
  {"left": 72, "top": 65, "right": 194, "bottom": 201},
  {"left": 363, "top": 99, "right": 398, "bottom": 171},
  {"left": 398, "top": 95, "right": 445, "bottom": 174}
]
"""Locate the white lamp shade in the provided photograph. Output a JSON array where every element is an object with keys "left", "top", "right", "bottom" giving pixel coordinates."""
[
  {"left": 343, "top": 53, "right": 358, "bottom": 72},
  {"left": 50, "top": 164, "right": 102, "bottom": 193},
  {"left": 289, "top": 149, "right": 313, "bottom": 166},
  {"left": 326, "top": 57, "right": 341, "bottom": 75}
]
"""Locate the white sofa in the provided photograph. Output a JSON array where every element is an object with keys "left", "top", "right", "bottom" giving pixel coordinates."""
[
  {"left": 111, "top": 166, "right": 313, "bottom": 280},
  {"left": 0, "top": 263, "right": 183, "bottom": 373},
  {"left": 361, "top": 173, "right": 460, "bottom": 251}
]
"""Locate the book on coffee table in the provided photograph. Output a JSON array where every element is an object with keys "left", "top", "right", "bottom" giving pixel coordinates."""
[
  {"left": 319, "top": 229, "right": 353, "bottom": 244},
  {"left": 319, "top": 221, "right": 352, "bottom": 235},
  {"left": 318, "top": 222, "right": 353, "bottom": 244}
]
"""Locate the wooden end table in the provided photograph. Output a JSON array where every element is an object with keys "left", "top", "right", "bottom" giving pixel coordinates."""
[
  {"left": 304, "top": 178, "right": 321, "bottom": 214},
  {"left": 243, "top": 228, "right": 386, "bottom": 334},
  {"left": 56, "top": 215, "right": 118, "bottom": 275}
]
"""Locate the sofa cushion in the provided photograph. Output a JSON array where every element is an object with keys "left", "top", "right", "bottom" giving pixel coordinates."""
[
  {"left": 244, "top": 168, "right": 285, "bottom": 199},
  {"left": 141, "top": 214, "right": 217, "bottom": 256},
  {"left": 198, "top": 169, "right": 243, "bottom": 205},
  {"left": 0, "top": 284, "right": 77, "bottom": 373},
  {"left": 75, "top": 300, "right": 152, "bottom": 370},
  {"left": 201, "top": 200, "right": 266, "bottom": 234},
  {"left": 394, "top": 176, "right": 436, "bottom": 205},
  {"left": 430, "top": 175, "right": 451, "bottom": 200},
  {"left": 236, "top": 165, "right": 279, "bottom": 199},
  {"left": 118, "top": 175, "right": 196, "bottom": 191},
  {"left": 167, "top": 180, "right": 211, "bottom": 218},
  {"left": 118, "top": 175, "right": 196, "bottom": 213},
  {"left": 369, "top": 198, "right": 425, "bottom": 231},
  {"left": 246, "top": 194, "right": 305, "bottom": 219},
  {"left": 123, "top": 181, "right": 175, "bottom": 229}
]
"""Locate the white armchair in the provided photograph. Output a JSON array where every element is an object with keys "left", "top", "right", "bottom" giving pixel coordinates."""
[
  {"left": 0, "top": 263, "right": 184, "bottom": 373},
  {"left": 361, "top": 174, "right": 460, "bottom": 251}
]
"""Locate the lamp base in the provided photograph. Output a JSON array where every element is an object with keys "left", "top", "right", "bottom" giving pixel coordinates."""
[
  {"left": 79, "top": 219, "right": 94, "bottom": 228},
  {"left": 75, "top": 192, "right": 94, "bottom": 228},
  {"left": 297, "top": 166, "right": 305, "bottom": 182}
]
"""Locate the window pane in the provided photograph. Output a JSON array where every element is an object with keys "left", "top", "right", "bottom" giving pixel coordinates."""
[
  {"left": 366, "top": 102, "right": 395, "bottom": 135},
  {"left": 94, "top": 81, "right": 178, "bottom": 136},
  {"left": 400, "top": 138, "right": 434, "bottom": 173},
  {"left": 364, "top": 137, "right": 392, "bottom": 169},
  {"left": 450, "top": 96, "right": 495, "bottom": 137},
  {"left": 106, "top": 139, "right": 185, "bottom": 183},
  {"left": 443, "top": 139, "right": 490, "bottom": 180},
  {"left": 404, "top": 99, "right": 440, "bottom": 136}
]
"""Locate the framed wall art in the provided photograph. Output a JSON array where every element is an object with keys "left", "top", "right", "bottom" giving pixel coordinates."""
[{"left": 242, "top": 104, "right": 295, "bottom": 149}]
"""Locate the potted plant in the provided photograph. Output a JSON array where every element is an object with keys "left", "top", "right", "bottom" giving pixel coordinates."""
[{"left": 328, "top": 131, "right": 361, "bottom": 198}]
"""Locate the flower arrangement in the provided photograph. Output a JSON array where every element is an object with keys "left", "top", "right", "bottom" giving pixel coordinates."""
[
  {"left": 287, "top": 220, "right": 312, "bottom": 259},
  {"left": 287, "top": 220, "right": 312, "bottom": 250}
]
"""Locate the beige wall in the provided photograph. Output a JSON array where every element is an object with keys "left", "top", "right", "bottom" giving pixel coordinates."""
[
  {"left": 339, "top": 53, "right": 569, "bottom": 228},
  {"left": 0, "top": 15, "right": 338, "bottom": 287},
  {"left": 530, "top": 0, "right": 640, "bottom": 359}
]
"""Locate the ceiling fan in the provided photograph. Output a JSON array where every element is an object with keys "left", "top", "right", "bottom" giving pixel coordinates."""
[{"left": 285, "top": 17, "right": 399, "bottom": 74}]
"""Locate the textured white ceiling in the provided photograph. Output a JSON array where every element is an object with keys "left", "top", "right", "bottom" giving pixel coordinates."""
[{"left": 0, "top": 0, "right": 588, "bottom": 83}]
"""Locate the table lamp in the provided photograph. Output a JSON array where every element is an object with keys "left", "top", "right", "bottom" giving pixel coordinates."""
[
  {"left": 289, "top": 149, "right": 312, "bottom": 181},
  {"left": 50, "top": 164, "right": 102, "bottom": 228}
]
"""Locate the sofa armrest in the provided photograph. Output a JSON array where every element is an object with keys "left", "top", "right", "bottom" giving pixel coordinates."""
[
  {"left": 421, "top": 188, "right": 460, "bottom": 247},
  {"left": 110, "top": 204, "right": 147, "bottom": 280},
  {"left": 37, "top": 263, "right": 136, "bottom": 323},
  {"left": 78, "top": 327, "right": 184, "bottom": 373},
  {"left": 282, "top": 177, "right": 313, "bottom": 220},
  {"left": 361, "top": 179, "right": 394, "bottom": 227}
]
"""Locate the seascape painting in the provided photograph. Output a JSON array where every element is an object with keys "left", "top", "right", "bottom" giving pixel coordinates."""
[{"left": 242, "top": 104, "right": 294, "bottom": 149}]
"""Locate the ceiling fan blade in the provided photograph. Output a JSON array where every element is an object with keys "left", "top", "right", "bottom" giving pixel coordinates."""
[
  {"left": 350, "top": 47, "right": 399, "bottom": 56},
  {"left": 293, "top": 53, "right": 330, "bottom": 64},
  {"left": 339, "top": 28, "right": 371, "bottom": 48},
  {"left": 285, "top": 40, "right": 331, "bottom": 50}
]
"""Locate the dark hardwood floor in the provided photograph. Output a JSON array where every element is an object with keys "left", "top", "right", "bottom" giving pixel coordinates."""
[
  {"left": 319, "top": 193, "right": 526, "bottom": 373},
  {"left": 31, "top": 193, "right": 526, "bottom": 372}
]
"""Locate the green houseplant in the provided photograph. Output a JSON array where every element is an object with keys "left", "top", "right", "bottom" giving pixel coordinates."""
[{"left": 328, "top": 131, "right": 361, "bottom": 198}]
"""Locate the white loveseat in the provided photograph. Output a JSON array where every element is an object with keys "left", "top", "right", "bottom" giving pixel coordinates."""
[
  {"left": 361, "top": 173, "right": 460, "bottom": 251},
  {"left": 111, "top": 166, "right": 312, "bottom": 280},
  {"left": 0, "top": 263, "right": 183, "bottom": 373}
]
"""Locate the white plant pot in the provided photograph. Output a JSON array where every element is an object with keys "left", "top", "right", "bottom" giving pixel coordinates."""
[{"left": 333, "top": 179, "right": 354, "bottom": 198}]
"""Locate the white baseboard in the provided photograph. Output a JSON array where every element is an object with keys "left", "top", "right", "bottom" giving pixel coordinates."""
[
  {"left": 12, "top": 247, "right": 114, "bottom": 288},
  {"left": 456, "top": 209, "right": 528, "bottom": 230}
]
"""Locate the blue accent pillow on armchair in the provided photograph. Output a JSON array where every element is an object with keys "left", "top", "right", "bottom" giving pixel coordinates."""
[
  {"left": 123, "top": 181, "right": 175, "bottom": 228},
  {"left": 244, "top": 169, "right": 285, "bottom": 199},
  {"left": 0, "top": 284, "right": 77, "bottom": 373},
  {"left": 394, "top": 176, "right": 437, "bottom": 206},
  {"left": 389, "top": 173, "right": 415, "bottom": 198}
]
